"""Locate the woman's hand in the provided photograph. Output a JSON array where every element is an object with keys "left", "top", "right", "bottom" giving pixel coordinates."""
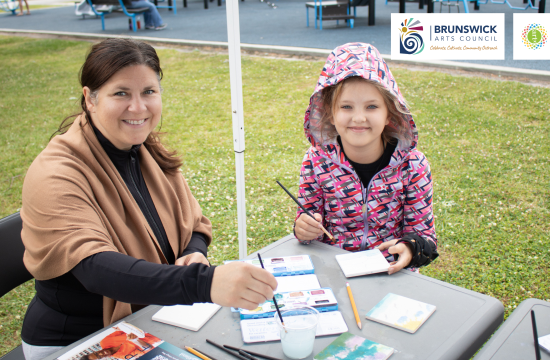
[
  {"left": 377, "top": 239, "right": 413, "bottom": 275},
  {"left": 210, "top": 262, "right": 278, "bottom": 310},
  {"left": 294, "top": 213, "right": 323, "bottom": 242},
  {"left": 175, "top": 252, "right": 210, "bottom": 267}
]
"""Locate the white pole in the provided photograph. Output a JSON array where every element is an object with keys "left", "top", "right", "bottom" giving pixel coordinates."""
[{"left": 225, "top": 0, "right": 247, "bottom": 259}]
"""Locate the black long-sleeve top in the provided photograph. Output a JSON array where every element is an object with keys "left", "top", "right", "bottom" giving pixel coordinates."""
[{"left": 21, "top": 125, "right": 215, "bottom": 346}]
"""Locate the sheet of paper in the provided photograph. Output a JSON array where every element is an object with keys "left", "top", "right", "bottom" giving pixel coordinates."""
[
  {"left": 152, "top": 303, "right": 221, "bottom": 331},
  {"left": 241, "top": 311, "right": 348, "bottom": 343},
  {"left": 335, "top": 249, "right": 390, "bottom": 277},
  {"left": 539, "top": 333, "right": 550, "bottom": 353},
  {"left": 275, "top": 274, "right": 321, "bottom": 293}
]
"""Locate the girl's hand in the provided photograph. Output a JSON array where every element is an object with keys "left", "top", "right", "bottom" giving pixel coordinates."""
[
  {"left": 294, "top": 213, "right": 324, "bottom": 242},
  {"left": 175, "top": 252, "right": 210, "bottom": 267},
  {"left": 377, "top": 239, "right": 413, "bottom": 275}
]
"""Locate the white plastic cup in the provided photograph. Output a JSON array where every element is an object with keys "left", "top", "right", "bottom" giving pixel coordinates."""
[{"left": 274, "top": 306, "right": 319, "bottom": 359}]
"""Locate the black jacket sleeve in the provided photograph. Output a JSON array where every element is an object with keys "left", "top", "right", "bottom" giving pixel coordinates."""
[
  {"left": 180, "top": 232, "right": 209, "bottom": 258},
  {"left": 71, "top": 251, "right": 216, "bottom": 305}
]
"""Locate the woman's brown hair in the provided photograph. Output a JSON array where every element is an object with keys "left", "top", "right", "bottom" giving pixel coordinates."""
[
  {"left": 53, "top": 38, "right": 182, "bottom": 175},
  {"left": 320, "top": 76, "right": 413, "bottom": 146}
]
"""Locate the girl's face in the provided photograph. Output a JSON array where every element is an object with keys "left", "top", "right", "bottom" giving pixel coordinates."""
[
  {"left": 331, "top": 80, "right": 389, "bottom": 163},
  {"left": 84, "top": 65, "right": 162, "bottom": 151}
]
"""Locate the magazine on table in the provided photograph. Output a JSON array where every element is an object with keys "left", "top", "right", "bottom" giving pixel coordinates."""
[{"left": 57, "top": 321, "right": 201, "bottom": 360}]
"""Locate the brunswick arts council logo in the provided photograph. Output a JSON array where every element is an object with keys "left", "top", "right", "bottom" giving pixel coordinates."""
[
  {"left": 399, "top": 18, "right": 425, "bottom": 55},
  {"left": 521, "top": 23, "right": 547, "bottom": 50}
]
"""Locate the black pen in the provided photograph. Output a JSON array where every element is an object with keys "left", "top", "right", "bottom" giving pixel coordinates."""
[{"left": 257, "top": 253, "right": 286, "bottom": 331}]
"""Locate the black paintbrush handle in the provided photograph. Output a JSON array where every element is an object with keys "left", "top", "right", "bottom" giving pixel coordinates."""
[
  {"left": 206, "top": 339, "right": 248, "bottom": 360},
  {"left": 276, "top": 180, "right": 315, "bottom": 219}
]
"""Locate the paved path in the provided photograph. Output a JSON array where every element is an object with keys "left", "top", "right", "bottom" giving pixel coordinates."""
[{"left": 0, "top": 0, "right": 547, "bottom": 71}]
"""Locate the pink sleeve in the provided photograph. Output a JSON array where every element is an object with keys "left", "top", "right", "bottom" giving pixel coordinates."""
[
  {"left": 295, "top": 149, "right": 325, "bottom": 226},
  {"left": 402, "top": 151, "right": 437, "bottom": 249}
]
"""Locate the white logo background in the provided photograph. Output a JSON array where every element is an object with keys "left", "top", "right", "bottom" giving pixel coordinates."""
[
  {"left": 391, "top": 14, "right": 505, "bottom": 60},
  {"left": 513, "top": 13, "right": 550, "bottom": 60}
]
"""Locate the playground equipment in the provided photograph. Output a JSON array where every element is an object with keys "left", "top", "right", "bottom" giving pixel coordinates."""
[{"left": 0, "top": 0, "right": 19, "bottom": 14}]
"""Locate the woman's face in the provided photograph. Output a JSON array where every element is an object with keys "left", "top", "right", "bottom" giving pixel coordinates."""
[{"left": 84, "top": 65, "right": 162, "bottom": 151}]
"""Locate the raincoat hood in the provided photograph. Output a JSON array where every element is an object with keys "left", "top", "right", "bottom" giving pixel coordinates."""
[{"left": 304, "top": 42, "right": 418, "bottom": 155}]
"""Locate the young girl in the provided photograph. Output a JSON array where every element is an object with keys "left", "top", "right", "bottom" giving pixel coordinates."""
[{"left": 294, "top": 43, "right": 438, "bottom": 274}]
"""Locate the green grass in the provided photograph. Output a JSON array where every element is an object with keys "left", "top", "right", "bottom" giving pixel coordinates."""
[{"left": 0, "top": 36, "right": 549, "bottom": 356}]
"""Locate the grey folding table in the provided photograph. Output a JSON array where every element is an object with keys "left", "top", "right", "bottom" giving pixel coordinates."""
[
  {"left": 473, "top": 298, "right": 550, "bottom": 360},
  {"left": 45, "top": 235, "right": 504, "bottom": 360}
]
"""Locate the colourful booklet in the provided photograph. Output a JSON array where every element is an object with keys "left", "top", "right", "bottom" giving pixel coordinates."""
[
  {"left": 314, "top": 332, "right": 394, "bottom": 360},
  {"left": 225, "top": 255, "right": 315, "bottom": 276},
  {"left": 365, "top": 293, "right": 436, "bottom": 333},
  {"left": 239, "top": 288, "right": 338, "bottom": 319},
  {"left": 56, "top": 321, "right": 201, "bottom": 360},
  {"left": 240, "top": 311, "right": 348, "bottom": 343},
  {"left": 335, "top": 249, "right": 390, "bottom": 278}
]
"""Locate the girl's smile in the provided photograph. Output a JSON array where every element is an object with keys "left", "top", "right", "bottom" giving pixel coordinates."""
[{"left": 330, "top": 79, "right": 390, "bottom": 164}]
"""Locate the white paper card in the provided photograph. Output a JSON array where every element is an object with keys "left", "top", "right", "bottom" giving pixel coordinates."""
[
  {"left": 275, "top": 274, "right": 321, "bottom": 293},
  {"left": 241, "top": 311, "right": 348, "bottom": 343},
  {"left": 335, "top": 249, "right": 390, "bottom": 278},
  {"left": 539, "top": 333, "right": 550, "bottom": 353},
  {"left": 152, "top": 303, "right": 221, "bottom": 331}
]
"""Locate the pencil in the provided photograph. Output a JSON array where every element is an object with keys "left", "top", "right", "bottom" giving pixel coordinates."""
[
  {"left": 185, "top": 346, "right": 213, "bottom": 360},
  {"left": 257, "top": 253, "right": 286, "bottom": 331},
  {"left": 531, "top": 310, "right": 541, "bottom": 360},
  {"left": 223, "top": 345, "right": 283, "bottom": 360},
  {"left": 276, "top": 180, "right": 334, "bottom": 240},
  {"left": 346, "top": 282, "right": 362, "bottom": 330},
  {"left": 206, "top": 339, "right": 248, "bottom": 360},
  {"left": 191, "top": 347, "right": 219, "bottom": 360}
]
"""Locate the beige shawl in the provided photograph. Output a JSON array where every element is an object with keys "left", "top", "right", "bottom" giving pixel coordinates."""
[{"left": 21, "top": 114, "right": 212, "bottom": 326}]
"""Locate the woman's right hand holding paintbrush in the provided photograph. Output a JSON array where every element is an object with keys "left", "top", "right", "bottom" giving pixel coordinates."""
[
  {"left": 210, "top": 262, "right": 278, "bottom": 310},
  {"left": 294, "top": 212, "right": 324, "bottom": 241}
]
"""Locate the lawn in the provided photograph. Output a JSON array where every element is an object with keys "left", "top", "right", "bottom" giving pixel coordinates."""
[{"left": 0, "top": 36, "right": 549, "bottom": 356}]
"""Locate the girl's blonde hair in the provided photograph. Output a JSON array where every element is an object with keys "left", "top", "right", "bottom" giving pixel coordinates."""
[{"left": 320, "top": 76, "right": 413, "bottom": 146}]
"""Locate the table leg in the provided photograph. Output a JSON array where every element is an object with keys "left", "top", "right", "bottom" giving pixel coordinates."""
[
  {"left": 204, "top": 0, "right": 208, "bottom": 9},
  {"left": 368, "top": 0, "right": 375, "bottom": 25},
  {"left": 183, "top": 0, "right": 186, "bottom": 7},
  {"left": 168, "top": 0, "right": 172, "bottom": 11},
  {"left": 474, "top": 0, "right": 479, "bottom": 9},
  {"left": 539, "top": 0, "right": 545, "bottom": 12},
  {"left": 427, "top": 0, "right": 433, "bottom": 12},
  {"left": 399, "top": 0, "right": 405, "bottom": 12},
  {"left": 154, "top": 0, "right": 157, "bottom": 5},
  {"left": 218, "top": 0, "right": 221, "bottom": 6},
  {"left": 419, "top": 0, "right": 423, "bottom": 10}
]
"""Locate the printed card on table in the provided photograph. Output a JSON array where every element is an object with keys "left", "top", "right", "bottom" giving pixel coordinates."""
[{"left": 365, "top": 293, "right": 436, "bottom": 333}]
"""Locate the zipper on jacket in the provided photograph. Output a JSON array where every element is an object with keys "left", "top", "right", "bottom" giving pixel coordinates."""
[{"left": 126, "top": 155, "right": 171, "bottom": 260}]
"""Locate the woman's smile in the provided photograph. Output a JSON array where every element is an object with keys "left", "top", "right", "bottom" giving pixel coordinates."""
[{"left": 84, "top": 64, "right": 162, "bottom": 150}]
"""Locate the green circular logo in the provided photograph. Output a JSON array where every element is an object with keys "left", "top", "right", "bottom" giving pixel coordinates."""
[{"left": 527, "top": 29, "right": 542, "bottom": 44}]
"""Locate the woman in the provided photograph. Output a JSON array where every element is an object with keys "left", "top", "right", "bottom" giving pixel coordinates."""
[{"left": 20, "top": 38, "right": 276, "bottom": 360}]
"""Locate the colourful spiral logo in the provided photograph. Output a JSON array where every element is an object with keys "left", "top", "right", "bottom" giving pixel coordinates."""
[
  {"left": 399, "top": 18, "right": 425, "bottom": 55},
  {"left": 521, "top": 23, "right": 547, "bottom": 50}
]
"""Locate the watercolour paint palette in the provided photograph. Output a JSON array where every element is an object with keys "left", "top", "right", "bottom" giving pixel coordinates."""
[
  {"left": 240, "top": 311, "right": 348, "bottom": 343},
  {"left": 225, "top": 255, "right": 315, "bottom": 276},
  {"left": 314, "top": 332, "right": 394, "bottom": 360},
  {"left": 365, "top": 293, "right": 436, "bottom": 333},
  {"left": 239, "top": 288, "right": 338, "bottom": 319}
]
